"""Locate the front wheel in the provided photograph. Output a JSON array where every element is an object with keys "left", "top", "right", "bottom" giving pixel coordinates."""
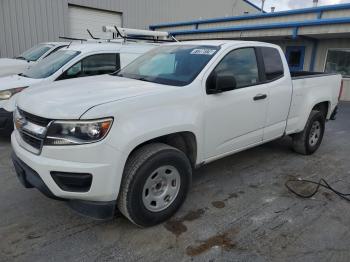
[
  {"left": 117, "top": 143, "right": 192, "bottom": 227},
  {"left": 292, "top": 110, "right": 325, "bottom": 155}
]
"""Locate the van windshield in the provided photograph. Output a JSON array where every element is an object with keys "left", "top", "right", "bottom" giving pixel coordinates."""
[
  {"left": 116, "top": 45, "right": 220, "bottom": 86},
  {"left": 22, "top": 50, "right": 80, "bottom": 79},
  {"left": 16, "top": 44, "right": 54, "bottom": 62}
]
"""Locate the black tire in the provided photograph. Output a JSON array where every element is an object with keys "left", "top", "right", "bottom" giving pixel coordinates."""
[
  {"left": 117, "top": 143, "right": 192, "bottom": 227},
  {"left": 292, "top": 110, "right": 325, "bottom": 155}
]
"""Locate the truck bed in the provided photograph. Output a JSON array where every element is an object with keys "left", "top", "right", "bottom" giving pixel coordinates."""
[{"left": 286, "top": 72, "right": 342, "bottom": 135}]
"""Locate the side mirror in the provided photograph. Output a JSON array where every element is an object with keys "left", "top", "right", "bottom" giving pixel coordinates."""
[{"left": 207, "top": 72, "right": 237, "bottom": 94}]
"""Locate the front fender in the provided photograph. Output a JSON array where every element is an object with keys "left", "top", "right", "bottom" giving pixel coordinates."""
[{"left": 81, "top": 86, "right": 204, "bottom": 165}]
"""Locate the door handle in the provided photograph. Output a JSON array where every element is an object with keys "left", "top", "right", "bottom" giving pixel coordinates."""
[{"left": 253, "top": 94, "right": 267, "bottom": 101}]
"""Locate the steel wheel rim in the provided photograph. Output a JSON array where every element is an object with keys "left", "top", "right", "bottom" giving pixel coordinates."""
[
  {"left": 309, "top": 120, "right": 321, "bottom": 147},
  {"left": 142, "top": 165, "right": 181, "bottom": 212}
]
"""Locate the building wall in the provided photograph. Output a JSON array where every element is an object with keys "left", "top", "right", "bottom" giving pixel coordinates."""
[{"left": 0, "top": 0, "right": 259, "bottom": 58}]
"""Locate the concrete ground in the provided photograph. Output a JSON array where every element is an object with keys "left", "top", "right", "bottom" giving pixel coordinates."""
[{"left": 1, "top": 103, "right": 350, "bottom": 262}]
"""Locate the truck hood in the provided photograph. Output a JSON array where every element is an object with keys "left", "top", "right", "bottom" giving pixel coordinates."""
[
  {"left": 17, "top": 75, "right": 172, "bottom": 119},
  {"left": 0, "top": 58, "right": 32, "bottom": 77},
  {"left": 0, "top": 74, "right": 42, "bottom": 91}
]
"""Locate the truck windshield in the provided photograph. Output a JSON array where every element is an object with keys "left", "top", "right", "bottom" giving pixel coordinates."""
[
  {"left": 22, "top": 50, "right": 80, "bottom": 79},
  {"left": 116, "top": 45, "right": 220, "bottom": 86},
  {"left": 16, "top": 44, "right": 54, "bottom": 62}
]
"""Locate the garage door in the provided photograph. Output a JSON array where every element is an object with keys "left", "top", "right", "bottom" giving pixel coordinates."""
[{"left": 68, "top": 5, "right": 122, "bottom": 39}]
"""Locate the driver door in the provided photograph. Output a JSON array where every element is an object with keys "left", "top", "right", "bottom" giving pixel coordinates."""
[{"left": 203, "top": 47, "right": 269, "bottom": 160}]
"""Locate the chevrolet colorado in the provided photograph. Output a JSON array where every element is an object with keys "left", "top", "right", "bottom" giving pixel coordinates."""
[{"left": 11, "top": 40, "right": 342, "bottom": 227}]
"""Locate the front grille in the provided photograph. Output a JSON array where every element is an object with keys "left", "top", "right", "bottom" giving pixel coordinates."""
[
  {"left": 20, "top": 109, "right": 51, "bottom": 127},
  {"left": 16, "top": 109, "right": 49, "bottom": 154},
  {"left": 21, "top": 131, "right": 42, "bottom": 150}
]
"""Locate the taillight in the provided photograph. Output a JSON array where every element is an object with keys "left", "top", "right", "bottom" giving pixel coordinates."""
[{"left": 339, "top": 80, "right": 344, "bottom": 101}]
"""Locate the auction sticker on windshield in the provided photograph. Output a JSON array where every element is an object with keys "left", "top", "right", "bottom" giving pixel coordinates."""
[{"left": 190, "top": 49, "right": 217, "bottom": 55}]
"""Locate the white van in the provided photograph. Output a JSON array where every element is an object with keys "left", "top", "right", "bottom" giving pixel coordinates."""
[
  {"left": 0, "top": 41, "right": 159, "bottom": 135},
  {"left": 0, "top": 42, "right": 68, "bottom": 77}
]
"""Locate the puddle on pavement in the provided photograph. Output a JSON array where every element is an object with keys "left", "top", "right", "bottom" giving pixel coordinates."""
[
  {"left": 212, "top": 201, "right": 225, "bottom": 209},
  {"left": 164, "top": 209, "right": 205, "bottom": 237},
  {"left": 211, "top": 192, "right": 240, "bottom": 209},
  {"left": 186, "top": 228, "right": 238, "bottom": 257}
]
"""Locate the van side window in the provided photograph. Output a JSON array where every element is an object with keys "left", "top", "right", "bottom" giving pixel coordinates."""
[
  {"left": 212, "top": 48, "right": 259, "bottom": 89},
  {"left": 260, "top": 47, "right": 284, "bottom": 81},
  {"left": 81, "top": 53, "right": 120, "bottom": 76},
  {"left": 58, "top": 53, "right": 120, "bottom": 80}
]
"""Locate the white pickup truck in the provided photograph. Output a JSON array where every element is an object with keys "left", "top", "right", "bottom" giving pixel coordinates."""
[
  {"left": 0, "top": 42, "right": 68, "bottom": 77},
  {"left": 12, "top": 40, "right": 342, "bottom": 227}
]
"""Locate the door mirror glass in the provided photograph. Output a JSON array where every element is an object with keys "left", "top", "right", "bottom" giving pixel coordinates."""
[{"left": 207, "top": 72, "right": 236, "bottom": 94}]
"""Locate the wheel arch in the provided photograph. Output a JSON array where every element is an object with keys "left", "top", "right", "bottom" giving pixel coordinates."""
[{"left": 126, "top": 131, "right": 198, "bottom": 168}]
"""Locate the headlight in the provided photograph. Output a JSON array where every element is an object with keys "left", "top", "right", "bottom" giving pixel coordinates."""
[
  {"left": 44, "top": 118, "right": 113, "bottom": 145},
  {"left": 0, "top": 87, "right": 28, "bottom": 100}
]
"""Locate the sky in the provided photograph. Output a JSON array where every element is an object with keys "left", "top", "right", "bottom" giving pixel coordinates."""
[{"left": 249, "top": 0, "right": 350, "bottom": 12}]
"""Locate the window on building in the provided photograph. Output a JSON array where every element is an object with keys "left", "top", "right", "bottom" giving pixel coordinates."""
[
  {"left": 260, "top": 47, "right": 284, "bottom": 81},
  {"left": 286, "top": 46, "right": 305, "bottom": 72},
  {"left": 325, "top": 49, "right": 350, "bottom": 78},
  {"left": 212, "top": 48, "right": 259, "bottom": 88}
]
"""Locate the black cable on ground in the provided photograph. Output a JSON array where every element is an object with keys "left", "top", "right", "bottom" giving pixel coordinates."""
[{"left": 285, "top": 178, "right": 350, "bottom": 202}]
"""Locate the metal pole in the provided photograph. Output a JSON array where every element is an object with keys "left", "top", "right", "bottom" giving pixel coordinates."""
[{"left": 261, "top": 0, "right": 265, "bottom": 13}]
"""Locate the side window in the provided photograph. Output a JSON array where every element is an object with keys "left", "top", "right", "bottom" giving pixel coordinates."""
[
  {"left": 213, "top": 48, "right": 259, "bottom": 89},
  {"left": 58, "top": 53, "right": 120, "bottom": 80},
  {"left": 260, "top": 47, "right": 284, "bottom": 81},
  {"left": 82, "top": 53, "right": 120, "bottom": 76}
]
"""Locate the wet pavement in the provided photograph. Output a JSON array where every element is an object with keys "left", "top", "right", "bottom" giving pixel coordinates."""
[{"left": 1, "top": 102, "right": 350, "bottom": 262}]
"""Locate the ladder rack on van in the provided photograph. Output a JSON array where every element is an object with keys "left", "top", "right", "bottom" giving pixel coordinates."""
[
  {"left": 103, "top": 26, "right": 178, "bottom": 43},
  {"left": 59, "top": 27, "right": 178, "bottom": 44}
]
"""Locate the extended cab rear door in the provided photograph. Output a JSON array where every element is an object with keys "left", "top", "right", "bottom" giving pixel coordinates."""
[
  {"left": 258, "top": 47, "right": 293, "bottom": 141},
  {"left": 203, "top": 46, "right": 269, "bottom": 159}
]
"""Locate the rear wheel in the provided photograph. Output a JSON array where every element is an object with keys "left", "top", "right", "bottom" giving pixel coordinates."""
[
  {"left": 117, "top": 143, "right": 192, "bottom": 227},
  {"left": 292, "top": 110, "right": 325, "bottom": 155}
]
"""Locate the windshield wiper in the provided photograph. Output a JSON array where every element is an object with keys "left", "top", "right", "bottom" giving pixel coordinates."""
[
  {"left": 19, "top": 73, "right": 29, "bottom": 78},
  {"left": 16, "top": 56, "right": 31, "bottom": 62},
  {"left": 135, "top": 77, "right": 153, "bottom": 83}
]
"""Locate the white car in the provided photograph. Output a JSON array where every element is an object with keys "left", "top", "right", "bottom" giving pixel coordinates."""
[
  {"left": 12, "top": 40, "right": 342, "bottom": 227},
  {"left": 0, "top": 42, "right": 68, "bottom": 77},
  {"left": 0, "top": 41, "right": 159, "bottom": 135}
]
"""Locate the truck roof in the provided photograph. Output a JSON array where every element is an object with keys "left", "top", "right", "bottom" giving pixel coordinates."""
[{"left": 170, "top": 40, "right": 279, "bottom": 48}]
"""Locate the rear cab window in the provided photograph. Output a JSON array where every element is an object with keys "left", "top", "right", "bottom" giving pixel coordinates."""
[{"left": 260, "top": 47, "right": 284, "bottom": 81}]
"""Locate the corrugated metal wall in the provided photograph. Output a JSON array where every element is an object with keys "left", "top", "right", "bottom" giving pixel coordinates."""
[
  {"left": 0, "top": 0, "right": 259, "bottom": 58},
  {"left": 0, "top": 0, "right": 67, "bottom": 58}
]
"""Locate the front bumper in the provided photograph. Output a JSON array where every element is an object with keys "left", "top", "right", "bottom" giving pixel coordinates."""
[
  {"left": 0, "top": 108, "right": 13, "bottom": 135},
  {"left": 11, "top": 131, "right": 127, "bottom": 219},
  {"left": 12, "top": 152, "right": 116, "bottom": 219}
]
